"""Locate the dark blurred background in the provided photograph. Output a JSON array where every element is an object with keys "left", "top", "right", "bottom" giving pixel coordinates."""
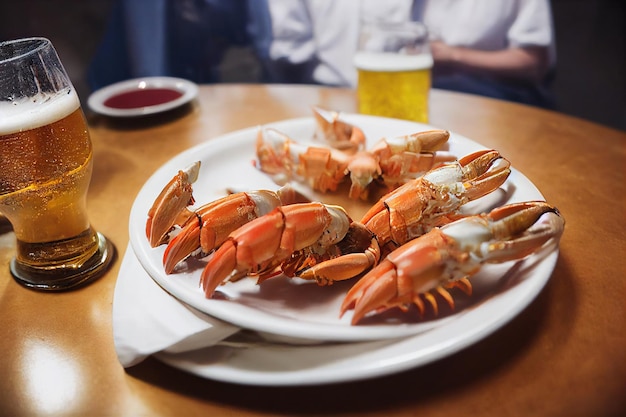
[{"left": 1, "top": 0, "right": 624, "bottom": 131}]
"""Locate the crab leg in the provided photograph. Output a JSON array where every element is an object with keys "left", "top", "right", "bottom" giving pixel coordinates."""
[
  {"left": 162, "top": 189, "right": 285, "bottom": 274},
  {"left": 341, "top": 201, "right": 564, "bottom": 324}
]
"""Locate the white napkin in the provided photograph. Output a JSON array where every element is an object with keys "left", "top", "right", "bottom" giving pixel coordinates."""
[{"left": 112, "top": 245, "right": 240, "bottom": 367}]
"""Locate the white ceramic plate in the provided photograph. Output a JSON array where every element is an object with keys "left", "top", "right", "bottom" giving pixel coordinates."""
[
  {"left": 87, "top": 76, "right": 198, "bottom": 117},
  {"left": 129, "top": 115, "right": 558, "bottom": 347},
  {"left": 154, "top": 237, "right": 554, "bottom": 387}
]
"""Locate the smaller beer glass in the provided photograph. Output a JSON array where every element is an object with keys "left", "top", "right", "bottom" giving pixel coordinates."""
[
  {"left": 355, "top": 18, "right": 433, "bottom": 123},
  {"left": 0, "top": 38, "right": 114, "bottom": 290}
]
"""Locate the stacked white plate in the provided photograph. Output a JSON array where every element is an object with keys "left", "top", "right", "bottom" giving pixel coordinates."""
[{"left": 125, "top": 114, "right": 558, "bottom": 385}]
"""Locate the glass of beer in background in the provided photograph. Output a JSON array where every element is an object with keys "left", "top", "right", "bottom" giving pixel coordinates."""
[
  {"left": 0, "top": 38, "right": 114, "bottom": 290},
  {"left": 355, "top": 17, "right": 433, "bottom": 123}
]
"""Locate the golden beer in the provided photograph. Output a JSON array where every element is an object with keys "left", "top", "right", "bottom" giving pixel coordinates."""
[
  {"left": 0, "top": 90, "right": 104, "bottom": 278},
  {"left": 355, "top": 51, "right": 432, "bottom": 123},
  {"left": 0, "top": 36, "right": 113, "bottom": 290}
]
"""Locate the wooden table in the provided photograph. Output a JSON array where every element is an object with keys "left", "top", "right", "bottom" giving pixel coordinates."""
[{"left": 1, "top": 85, "right": 624, "bottom": 416}]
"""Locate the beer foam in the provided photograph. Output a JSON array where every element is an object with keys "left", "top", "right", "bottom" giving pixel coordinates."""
[
  {"left": 0, "top": 89, "right": 80, "bottom": 135},
  {"left": 354, "top": 52, "right": 433, "bottom": 72}
]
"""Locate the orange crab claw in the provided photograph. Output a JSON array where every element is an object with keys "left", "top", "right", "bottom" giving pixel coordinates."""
[
  {"left": 162, "top": 189, "right": 286, "bottom": 274},
  {"left": 146, "top": 161, "right": 200, "bottom": 247},
  {"left": 459, "top": 149, "right": 512, "bottom": 201},
  {"left": 342, "top": 201, "right": 563, "bottom": 324},
  {"left": 341, "top": 228, "right": 452, "bottom": 324},
  {"left": 312, "top": 106, "right": 366, "bottom": 153},
  {"left": 200, "top": 203, "right": 352, "bottom": 298},
  {"left": 360, "top": 149, "right": 510, "bottom": 250},
  {"left": 297, "top": 222, "right": 381, "bottom": 285}
]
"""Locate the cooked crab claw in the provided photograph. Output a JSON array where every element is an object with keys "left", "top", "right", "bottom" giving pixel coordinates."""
[
  {"left": 162, "top": 189, "right": 283, "bottom": 273},
  {"left": 199, "top": 202, "right": 352, "bottom": 298},
  {"left": 255, "top": 126, "right": 351, "bottom": 193},
  {"left": 345, "top": 129, "right": 454, "bottom": 200},
  {"left": 361, "top": 149, "right": 511, "bottom": 249},
  {"left": 373, "top": 129, "right": 452, "bottom": 174},
  {"left": 341, "top": 201, "right": 564, "bottom": 324},
  {"left": 146, "top": 161, "right": 200, "bottom": 247},
  {"left": 162, "top": 186, "right": 306, "bottom": 274},
  {"left": 312, "top": 106, "right": 366, "bottom": 152}
]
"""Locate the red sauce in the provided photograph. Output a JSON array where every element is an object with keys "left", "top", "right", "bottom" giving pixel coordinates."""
[{"left": 103, "top": 88, "right": 184, "bottom": 109}]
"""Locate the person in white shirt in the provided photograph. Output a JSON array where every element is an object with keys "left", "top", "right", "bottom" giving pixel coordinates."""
[{"left": 262, "top": 0, "right": 556, "bottom": 106}]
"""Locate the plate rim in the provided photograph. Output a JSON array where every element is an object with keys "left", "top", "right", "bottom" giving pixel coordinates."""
[
  {"left": 153, "top": 249, "right": 557, "bottom": 386},
  {"left": 87, "top": 76, "right": 198, "bottom": 117}
]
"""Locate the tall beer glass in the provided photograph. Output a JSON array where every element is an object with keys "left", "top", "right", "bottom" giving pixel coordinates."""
[
  {"left": 0, "top": 38, "right": 114, "bottom": 290},
  {"left": 355, "top": 18, "right": 433, "bottom": 123}
]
